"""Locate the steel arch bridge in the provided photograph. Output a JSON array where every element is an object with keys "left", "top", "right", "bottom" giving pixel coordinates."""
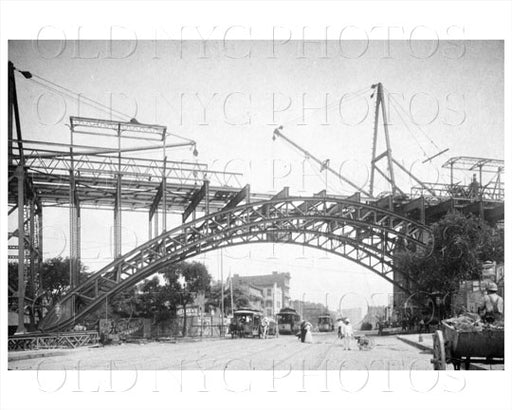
[{"left": 40, "top": 196, "right": 432, "bottom": 331}]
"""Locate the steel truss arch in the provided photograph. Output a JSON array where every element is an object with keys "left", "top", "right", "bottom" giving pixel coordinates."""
[{"left": 40, "top": 196, "right": 432, "bottom": 331}]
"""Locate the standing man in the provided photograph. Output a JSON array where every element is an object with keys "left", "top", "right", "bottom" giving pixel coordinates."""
[
  {"left": 336, "top": 318, "right": 345, "bottom": 340},
  {"left": 479, "top": 282, "right": 504, "bottom": 323},
  {"left": 297, "top": 320, "right": 307, "bottom": 342},
  {"left": 261, "top": 316, "right": 269, "bottom": 339},
  {"left": 468, "top": 173, "right": 480, "bottom": 201},
  {"left": 342, "top": 319, "right": 354, "bottom": 350}
]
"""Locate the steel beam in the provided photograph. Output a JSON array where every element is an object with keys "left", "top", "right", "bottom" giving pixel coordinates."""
[
  {"left": 220, "top": 184, "right": 251, "bottom": 211},
  {"left": 398, "top": 196, "right": 425, "bottom": 224},
  {"left": 149, "top": 182, "right": 163, "bottom": 220},
  {"left": 182, "top": 180, "right": 209, "bottom": 223},
  {"left": 372, "top": 195, "right": 394, "bottom": 210},
  {"left": 345, "top": 192, "right": 361, "bottom": 202}
]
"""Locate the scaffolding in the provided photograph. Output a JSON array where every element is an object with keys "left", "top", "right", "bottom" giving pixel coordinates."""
[
  {"left": 411, "top": 156, "right": 505, "bottom": 202},
  {"left": 7, "top": 62, "right": 268, "bottom": 333}
]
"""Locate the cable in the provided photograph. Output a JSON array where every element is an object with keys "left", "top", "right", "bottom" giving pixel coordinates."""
[
  {"left": 28, "top": 71, "right": 131, "bottom": 120},
  {"left": 384, "top": 86, "right": 442, "bottom": 152},
  {"left": 278, "top": 86, "right": 371, "bottom": 128},
  {"left": 387, "top": 93, "right": 429, "bottom": 157},
  {"left": 17, "top": 69, "right": 197, "bottom": 145}
]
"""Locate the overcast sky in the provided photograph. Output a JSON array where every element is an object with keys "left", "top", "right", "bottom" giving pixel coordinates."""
[{"left": 8, "top": 40, "right": 504, "bottom": 311}]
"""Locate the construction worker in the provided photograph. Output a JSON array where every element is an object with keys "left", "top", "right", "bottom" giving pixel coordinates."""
[
  {"left": 467, "top": 174, "right": 480, "bottom": 201},
  {"left": 479, "top": 282, "right": 504, "bottom": 323}
]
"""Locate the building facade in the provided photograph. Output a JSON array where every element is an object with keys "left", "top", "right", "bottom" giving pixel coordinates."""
[{"left": 232, "top": 271, "right": 291, "bottom": 317}]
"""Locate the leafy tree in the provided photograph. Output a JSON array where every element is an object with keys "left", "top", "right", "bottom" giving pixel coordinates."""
[
  {"left": 395, "top": 211, "right": 504, "bottom": 295},
  {"left": 40, "top": 257, "right": 89, "bottom": 305},
  {"left": 206, "top": 282, "right": 262, "bottom": 313},
  {"left": 162, "top": 261, "right": 211, "bottom": 335},
  {"left": 8, "top": 257, "right": 88, "bottom": 326}
]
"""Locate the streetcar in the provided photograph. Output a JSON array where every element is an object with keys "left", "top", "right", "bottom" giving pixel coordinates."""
[
  {"left": 318, "top": 314, "right": 334, "bottom": 332},
  {"left": 276, "top": 307, "right": 301, "bottom": 335},
  {"left": 230, "top": 309, "right": 264, "bottom": 338}
]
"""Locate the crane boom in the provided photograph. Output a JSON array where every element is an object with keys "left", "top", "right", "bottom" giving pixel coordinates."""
[{"left": 272, "top": 126, "right": 372, "bottom": 198}]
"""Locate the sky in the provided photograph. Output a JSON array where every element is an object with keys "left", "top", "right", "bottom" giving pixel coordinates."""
[{"left": 8, "top": 40, "right": 504, "bottom": 312}]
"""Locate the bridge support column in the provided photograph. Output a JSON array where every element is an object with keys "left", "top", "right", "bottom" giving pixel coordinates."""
[
  {"left": 113, "top": 174, "right": 122, "bottom": 258},
  {"left": 16, "top": 165, "right": 26, "bottom": 334},
  {"left": 148, "top": 212, "right": 152, "bottom": 241}
]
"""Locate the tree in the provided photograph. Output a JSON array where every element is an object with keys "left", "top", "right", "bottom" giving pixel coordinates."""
[
  {"left": 110, "top": 276, "right": 175, "bottom": 321},
  {"left": 162, "top": 261, "right": 211, "bottom": 335},
  {"left": 206, "top": 282, "right": 262, "bottom": 313},
  {"left": 8, "top": 257, "right": 89, "bottom": 327},
  {"left": 36, "top": 257, "right": 88, "bottom": 307},
  {"left": 395, "top": 211, "right": 504, "bottom": 296}
]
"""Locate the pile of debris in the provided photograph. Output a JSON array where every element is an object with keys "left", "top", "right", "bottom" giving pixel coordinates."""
[
  {"left": 445, "top": 315, "right": 483, "bottom": 332},
  {"left": 444, "top": 314, "right": 504, "bottom": 332}
]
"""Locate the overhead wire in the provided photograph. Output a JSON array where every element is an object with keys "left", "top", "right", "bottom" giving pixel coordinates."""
[
  {"left": 384, "top": 88, "right": 453, "bottom": 187},
  {"left": 17, "top": 69, "right": 197, "bottom": 145},
  {"left": 386, "top": 92, "right": 429, "bottom": 158},
  {"left": 383, "top": 86, "right": 443, "bottom": 153},
  {"left": 278, "top": 86, "right": 372, "bottom": 128}
]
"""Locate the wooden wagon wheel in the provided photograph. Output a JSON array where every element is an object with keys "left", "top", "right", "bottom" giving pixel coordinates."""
[{"left": 432, "top": 330, "right": 446, "bottom": 370}]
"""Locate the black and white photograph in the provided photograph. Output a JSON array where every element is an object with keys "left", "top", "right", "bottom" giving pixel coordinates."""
[{"left": 1, "top": 2, "right": 511, "bottom": 410}]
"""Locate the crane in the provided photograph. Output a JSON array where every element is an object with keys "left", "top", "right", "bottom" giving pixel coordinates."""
[{"left": 272, "top": 126, "right": 372, "bottom": 198}]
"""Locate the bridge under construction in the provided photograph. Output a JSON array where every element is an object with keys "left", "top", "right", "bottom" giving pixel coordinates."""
[{"left": 7, "top": 61, "right": 504, "bottom": 337}]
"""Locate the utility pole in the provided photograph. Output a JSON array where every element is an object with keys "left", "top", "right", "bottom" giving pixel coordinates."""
[{"left": 229, "top": 268, "right": 234, "bottom": 315}]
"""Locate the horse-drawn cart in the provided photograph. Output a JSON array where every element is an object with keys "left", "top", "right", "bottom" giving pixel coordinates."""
[{"left": 432, "top": 319, "right": 504, "bottom": 370}]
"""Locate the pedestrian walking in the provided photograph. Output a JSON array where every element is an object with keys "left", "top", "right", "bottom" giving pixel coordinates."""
[
  {"left": 336, "top": 318, "right": 345, "bottom": 340},
  {"left": 304, "top": 321, "right": 313, "bottom": 343},
  {"left": 342, "top": 319, "right": 354, "bottom": 350},
  {"left": 261, "top": 316, "right": 269, "bottom": 339},
  {"left": 297, "top": 320, "right": 307, "bottom": 342}
]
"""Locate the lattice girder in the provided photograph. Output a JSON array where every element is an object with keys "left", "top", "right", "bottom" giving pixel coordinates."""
[{"left": 40, "top": 196, "right": 431, "bottom": 331}]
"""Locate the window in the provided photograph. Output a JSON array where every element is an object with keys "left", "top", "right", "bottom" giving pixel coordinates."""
[
  {"left": 277, "top": 301, "right": 281, "bottom": 309},
  {"left": 267, "top": 288, "right": 272, "bottom": 297}
]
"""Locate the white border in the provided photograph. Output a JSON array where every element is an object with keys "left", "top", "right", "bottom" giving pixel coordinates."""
[{"left": 1, "top": 1, "right": 511, "bottom": 410}]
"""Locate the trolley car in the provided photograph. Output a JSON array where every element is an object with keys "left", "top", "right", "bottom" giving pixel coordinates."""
[
  {"left": 318, "top": 315, "right": 334, "bottom": 332},
  {"left": 229, "top": 309, "right": 264, "bottom": 338},
  {"left": 276, "top": 307, "right": 301, "bottom": 335}
]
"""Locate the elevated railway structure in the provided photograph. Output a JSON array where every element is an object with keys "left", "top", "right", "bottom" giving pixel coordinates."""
[{"left": 7, "top": 63, "right": 504, "bottom": 334}]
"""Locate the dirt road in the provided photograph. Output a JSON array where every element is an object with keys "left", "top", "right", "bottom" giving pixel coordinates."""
[{"left": 9, "top": 332, "right": 432, "bottom": 371}]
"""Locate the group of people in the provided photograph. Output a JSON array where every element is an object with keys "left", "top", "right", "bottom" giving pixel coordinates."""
[
  {"left": 296, "top": 318, "right": 355, "bottom": 350},
  {"left": 297, "top": 320, "right": 314, "bottom": 343}
]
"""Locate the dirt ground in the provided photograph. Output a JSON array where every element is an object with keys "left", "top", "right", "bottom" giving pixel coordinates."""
[{"left": 9, "top": 332, "right": 434, "bottom": 370}]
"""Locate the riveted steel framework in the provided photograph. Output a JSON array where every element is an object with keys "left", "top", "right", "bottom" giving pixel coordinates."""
[
  {"left": 40, "top": 196, "right": 432, "bottom": 331},
  {"left": 8, "top": 331, "right": 99, "bottom": 351}
]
